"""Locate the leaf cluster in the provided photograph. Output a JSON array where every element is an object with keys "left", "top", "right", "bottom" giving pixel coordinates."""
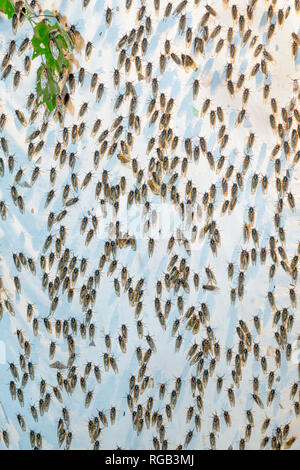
[
  {"left": 1, "top": 2, "right": 74, "bottom": 112},
  {"left": 33, "top": 18, "right": 73, "bottom": 111}
]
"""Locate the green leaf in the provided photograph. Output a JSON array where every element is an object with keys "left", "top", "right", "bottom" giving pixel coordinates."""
[
  {"left": 43, "top": 46, "right": 54, "bottom": 63},
  {"left": 36, "top": 65, "right": 44, "bottom": 81},
  {"left": 0, "top": 0, "right": 15, "bottom": 19},
  {"left": 35, "top": 65, "right": 60, "bottom": 113},
  {"left": 32, "top": 40, "right": 46, "bottom": 58},
  {"left": 56, "top": 50, "right": 69, "bottom": 70},
  {"left": 56, "top": 34, "right": 68, "bottom": 51},
  {"left": 57, "top": 23, "right": 74, "bottom": 51},
  {"left": 32, "top": 50, "right": 42, "bottom": 59},
  {"left": 32, "top": 25, "right": 50, "bottom": 61},
  {"left": 34, "top": 22, "right": 50, "bottom": 40}
]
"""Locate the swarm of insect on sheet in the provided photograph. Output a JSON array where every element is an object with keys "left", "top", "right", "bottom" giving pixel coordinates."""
[{"left": 0, "top": 0, "right": 299, "bottom": 452}]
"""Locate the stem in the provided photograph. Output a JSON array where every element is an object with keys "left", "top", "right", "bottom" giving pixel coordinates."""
[
  {"left": 35, "top": 14, "right": 57, "bottom": 19},
  {"left": 26, "top": 14, "right": 36, "bottom": 28}
]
